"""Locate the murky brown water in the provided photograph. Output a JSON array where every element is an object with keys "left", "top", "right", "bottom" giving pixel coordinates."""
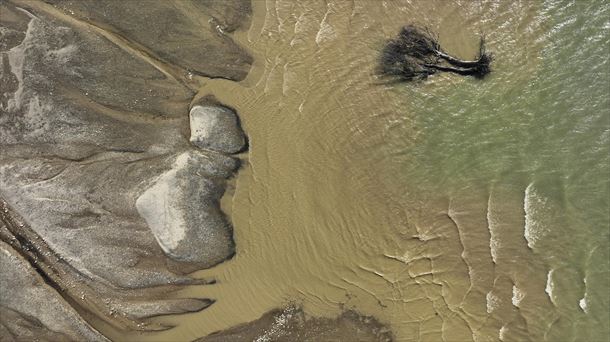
[{"left": 111, "top": 0, "right": 608, "bottom": 341}]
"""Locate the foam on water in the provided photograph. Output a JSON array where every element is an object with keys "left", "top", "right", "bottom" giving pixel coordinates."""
[
  {"left": 579, "top": 297, "right": 588, "bottom": 313},
  {"left": 486, "top": 291, "right": 500, "bottom": 313},
  {"left": 523, "top": 183, "right": 548, "bottom": 249},
  {"left": 545, "top": 270, "right": 556, "bottom": 306},
  {"left": 499, "top": 326, "right": 508, "bottom": 341},
  {"left": 486, "top": 194, "right": 499, "bottom": 264},
  {"left": 512, "top": 285, "right": 524, "bottom": 307},
  {"left": 315, "top": 4, "right": 336, "bottom": 45},
  {"left": 579, "top": 278, "right": 588, "bottom": 314}
]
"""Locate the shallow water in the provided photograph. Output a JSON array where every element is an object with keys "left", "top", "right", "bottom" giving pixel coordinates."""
[{"left": 133, "top": 0, "right": 608, "bottom": 341}]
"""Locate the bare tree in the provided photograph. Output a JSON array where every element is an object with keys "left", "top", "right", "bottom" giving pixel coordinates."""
[{"left": 379, "top": 25, "right": 493, "bottom": 82}]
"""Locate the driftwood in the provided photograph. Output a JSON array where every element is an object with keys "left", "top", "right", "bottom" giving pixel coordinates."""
[{"left": 379, "top": 25, "right": 492, "bottom": 81}]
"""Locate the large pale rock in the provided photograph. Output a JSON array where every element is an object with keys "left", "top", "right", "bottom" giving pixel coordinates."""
[
  {"left": 136, "top": 151, "right": 237, "bottom": 265},
  {"left": 190, "top": 105, "right": 246, "bottom": 153}
]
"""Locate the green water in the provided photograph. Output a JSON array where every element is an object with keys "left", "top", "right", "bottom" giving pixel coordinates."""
[{"left": 391, "top": 0, "right": 609, "bottom": 339}]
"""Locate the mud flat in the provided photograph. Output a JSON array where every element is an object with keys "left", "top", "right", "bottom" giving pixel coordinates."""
[{"left": 0, "top": 0, "right": 251, "bottom": 339}]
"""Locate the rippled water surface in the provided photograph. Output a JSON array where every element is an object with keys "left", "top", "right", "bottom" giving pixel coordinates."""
[{"left": 138, "top": 0, "right": 609, "bottom": 340}]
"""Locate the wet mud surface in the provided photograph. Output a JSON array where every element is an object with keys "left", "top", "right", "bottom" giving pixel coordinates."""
[{"left": 0, "top": 0, "right": 252, "bottom": 339}]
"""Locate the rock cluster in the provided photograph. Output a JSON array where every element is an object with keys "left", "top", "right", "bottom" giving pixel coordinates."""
[{"left": 190, "top": 105, "right": 247, "bottom": 154}]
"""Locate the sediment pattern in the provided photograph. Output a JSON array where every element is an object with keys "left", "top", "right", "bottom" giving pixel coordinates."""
[{"left": 0, "top": 0, "right": 251, "bottom": 338}]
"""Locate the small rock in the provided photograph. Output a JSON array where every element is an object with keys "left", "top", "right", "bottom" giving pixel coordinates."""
[{"left": 189, "top": 105, "right": 246, "bottom": 154}]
